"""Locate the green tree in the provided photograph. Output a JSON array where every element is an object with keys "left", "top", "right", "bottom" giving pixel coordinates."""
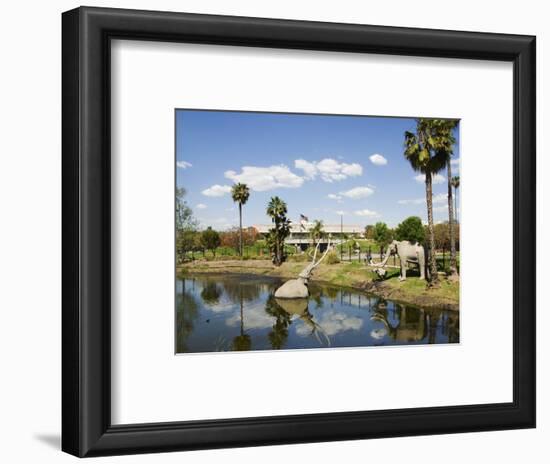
[
  {"left": 309, "top": 219, "right": 325, "bottom": 246},
  {"left": 176, "top": 187, "right": 195, "bottom": 230},
  {"left": 200, "top": 227, "right": 221, "bottom": 256},
  {"left": 176, "top": 229, "right": 198, "bottom": 262},
  {"left": 394, "top": 216, "right": 425, "bottom": 244},
  {"left": 364, "top": 224, "right": 375, "bottom": 240},
  {"left": 231, "top": 183, "right": 250, "bottom": 257},
  {"left": 373, "top": 222, "right": 392, "bottom": 256},
  {"left": 404, "top": 119, "right": 453, "bottom": 287},
  {"left": 266, "top": 196, "right": 291, "bottom": 266},
  {"left": 175, "top": 188, "right": 198, "bottom": 263}
]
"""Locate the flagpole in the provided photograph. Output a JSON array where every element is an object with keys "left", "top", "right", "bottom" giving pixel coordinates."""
[
  {"left": 340, "top": 214, "right": 343, "bottom": 261},
  {"left": 298, "top": 217, "right": 302, "bottom": 254}
]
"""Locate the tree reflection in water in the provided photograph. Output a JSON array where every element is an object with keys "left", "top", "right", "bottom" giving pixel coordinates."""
[
  {"left": 264, "top": 295, "right": 291, "bottom": 350},
  {"left": 176, "top": 276, "right": 459, "bottom": 353},
  {"left": 231, "top": 287, "right": 251, "bottom": 351},
  {"left": 200, "top": 281, "right": 222, "bottom": 305},
  {"left": 370, "top": 298, "right": 458, "bottom": 344},
  {"left": 176, "top": 279, "right": 199, "bottom": 353}
]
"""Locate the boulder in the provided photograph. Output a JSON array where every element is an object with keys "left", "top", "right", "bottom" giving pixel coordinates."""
[{"left": 274, "top": 278, "right": 309, "bottom": 299}]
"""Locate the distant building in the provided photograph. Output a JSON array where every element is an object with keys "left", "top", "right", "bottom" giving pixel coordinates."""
[{"left": 252, "top": 222, "right": 364, "bottom": 251}]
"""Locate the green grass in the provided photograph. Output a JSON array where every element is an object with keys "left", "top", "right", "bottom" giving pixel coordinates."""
[{"left": 179, "top": 253, "right": 460, "bottom": 307}]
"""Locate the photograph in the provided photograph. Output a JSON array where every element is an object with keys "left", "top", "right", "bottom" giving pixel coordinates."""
[{"left": 175, "top": 110, "right": 460, "bottom": 353}]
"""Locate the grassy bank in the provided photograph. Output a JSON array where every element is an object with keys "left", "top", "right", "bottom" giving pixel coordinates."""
[{"left": 178, "top": 259, "right": 459, "bottom": 311}]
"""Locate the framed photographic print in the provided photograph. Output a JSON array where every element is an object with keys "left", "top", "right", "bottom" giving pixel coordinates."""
[{"left": 62, "top": 6, "right": 536, "bottom": 457}]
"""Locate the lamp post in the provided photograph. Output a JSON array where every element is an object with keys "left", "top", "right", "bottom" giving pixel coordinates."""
[{"left": 340, "top": 214, "right": 343, "bottom": 261}]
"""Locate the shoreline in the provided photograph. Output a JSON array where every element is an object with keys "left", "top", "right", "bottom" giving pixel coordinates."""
[{"left": 177, "top": 259, "right": 459, "bottom": 311}]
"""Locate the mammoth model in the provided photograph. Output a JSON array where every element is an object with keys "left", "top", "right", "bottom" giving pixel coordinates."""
[
  {"left": 371, "top": 240, "right": 428, "bottom": 281},
  {"left": 274, "top": 238, "right": 331, "bottom": 299}
]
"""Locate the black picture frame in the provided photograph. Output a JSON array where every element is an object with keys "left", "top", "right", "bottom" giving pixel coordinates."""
[{"left": 62, "top": 6, "right": 536, "bottom": 457}]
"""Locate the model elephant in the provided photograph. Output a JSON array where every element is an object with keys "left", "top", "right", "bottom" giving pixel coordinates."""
[{"left": 371, "top": 240, "right": 427, "bottom": 281}]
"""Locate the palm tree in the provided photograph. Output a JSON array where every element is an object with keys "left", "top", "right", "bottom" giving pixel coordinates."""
[
  {"left": 309, "top": 219, "right": 325, "bottom": 247},
  {"left": 451, "top": 176, "right": 460, "bottom": 223},
  {"left": 404, "top": 119, "right": 452, "bottom": 287},
  {"left": 266, "top": 196, "right": 290, "bottom": 266},
  {"left": 446, "top": 149, "right": 459, "bottom": 279},
  {"left": 231, "top": 183, "right": 250, "bottom": 257}
]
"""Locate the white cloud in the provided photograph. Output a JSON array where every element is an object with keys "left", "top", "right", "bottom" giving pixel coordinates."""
[
  {"left": 225, "top": 165, "right": 304, "bottom": 191},
  {"left": 354, "top": 209, "right": 379, "bottom": 217},
  {"left": 398, "top": 192, "right": 447, "bottom": 205},
  {"left": 202, "top": 184, "right": 232, "bottom": 197},
  {"left": 451, "top": 157, "right": 460, "bottom": 166},
  {"left": 398, "top": 197, "right": 423, "bottom": 205},
  {"left": 328, "top": 186, "right": 374, "bottom": 202},
  {"left": 294, "top": 159, "right": 318, "bottom": 179},
  {"left": 369, "top": 154, "right": 388, "bottom": 166},
  {"left": 335, "top": 210, "right": 346, "bottom": 216},
  {"left": 196, "top": 203, "right": 207, "bottom": 209},
  {"left": 414, "top": 173, "right": 446, "bottom": 184},
  {"left": 340, "top": 186, "right": 374, "bottom": 199},
  {"left": 176, "top": 160, "right": 192, "bottom": 169},
  {"left": 294, "top": 158, "right": 362, "bottom": 182},
  {"left": 433, "top": 205, "right": 449, "bottom": 213}
]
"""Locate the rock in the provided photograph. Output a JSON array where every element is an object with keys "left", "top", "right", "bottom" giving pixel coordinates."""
[{"left": 274, "top": 278, "right": 309, "bottom": 299}]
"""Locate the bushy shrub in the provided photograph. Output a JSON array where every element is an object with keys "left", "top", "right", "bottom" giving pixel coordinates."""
[
  {"left": 325, "top": 250, "right": 340, "bottom": 265},
  {"left": 288, "top": 253, "right": 309, "bottom": 263}
]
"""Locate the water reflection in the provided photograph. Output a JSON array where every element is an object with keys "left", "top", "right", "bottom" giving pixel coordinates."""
[{"left": 176, "top": 274, "right": 459, "bottom": 353}]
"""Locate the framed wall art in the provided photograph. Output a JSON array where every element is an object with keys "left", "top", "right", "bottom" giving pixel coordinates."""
[{"left": 62, "top": 6, "right": 536, "bottom": 457}]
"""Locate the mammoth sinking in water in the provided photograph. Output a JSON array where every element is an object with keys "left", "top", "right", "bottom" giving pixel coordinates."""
[
  {"left": 370, "top": 239, "right": 429, "bottom": 281},
  {"left": 274, "top": 238, "right": 332, "bottom": 299}
]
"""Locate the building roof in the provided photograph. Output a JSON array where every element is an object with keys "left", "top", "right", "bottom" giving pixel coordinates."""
[{"left": 252, "top": 222, "right": 364, "bottom": 234}]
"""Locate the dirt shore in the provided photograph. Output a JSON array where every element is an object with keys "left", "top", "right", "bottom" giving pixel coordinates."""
[{"left": 178, "top": 259, "right": 459, "bottom": 311}]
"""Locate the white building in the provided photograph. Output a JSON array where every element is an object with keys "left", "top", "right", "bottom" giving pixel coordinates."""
[{"left": 252, "top": 222, "right": 364, "bottom": 251}]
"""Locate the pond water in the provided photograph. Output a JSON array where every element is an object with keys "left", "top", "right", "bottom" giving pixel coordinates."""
[{"left": 176, "top": 274, "right": 459, "bottom": 353}]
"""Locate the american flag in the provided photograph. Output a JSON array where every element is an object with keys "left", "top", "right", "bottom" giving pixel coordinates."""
[{"left": 299, "top": 214, "right": 308, "bottom": 231}]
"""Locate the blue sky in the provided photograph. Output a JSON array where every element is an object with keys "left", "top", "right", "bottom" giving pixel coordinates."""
[{"left": 176, "top": 110, "right": 460, "bottom": 230}]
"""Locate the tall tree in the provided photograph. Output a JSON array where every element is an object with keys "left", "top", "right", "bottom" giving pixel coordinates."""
[
  {"left": 451, "top": 176, "right": 460, "bottom": 223},
  {"left": 175, "top": 188, "right": 198, "bottom": 263},
  {"left": 266, "top": 196, "right": 291, "bottom": 266},
  {"left": 404, "top": 119, "right": 452, "bottom": 287},
  {"left": 176, "top": 187, "right": 193, "bottom": 231},
  {"left": 442, "top": 121, "right": 459, "bottom": 280},
  {"left": 231, "top": 183, "right": 250, "bottom": 257}
]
